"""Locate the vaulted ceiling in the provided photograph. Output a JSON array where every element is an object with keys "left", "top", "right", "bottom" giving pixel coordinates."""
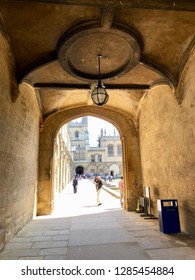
[{"left": 0, "top": 0, "right": 195, "bottom": 123}]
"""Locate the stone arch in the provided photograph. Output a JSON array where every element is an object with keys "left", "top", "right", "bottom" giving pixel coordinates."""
[
  {"left": 87, "top": 164, "right": 97, "bottom": 175},
  {"left": 109, "top": 164, "right": 120, "bottom": 177},
  {"left": 97, "top": 164, "right": 104, "bottom": 175},
  {"left": 75, "top": 166, "right": 84, "bottom": 176},
  {"left": 37, "top": 105, "right": 142, "bottom": 215},
  {"left": 176, "top": 42, "right": 195, "bottom": 104}
]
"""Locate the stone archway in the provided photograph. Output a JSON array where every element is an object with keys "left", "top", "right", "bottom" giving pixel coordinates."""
[
  {"left": 75, "top": 166, "right": 84, "bottom": 176},
  {"left": 109, "top": 164, "right": 120, "bottom": 177},
  {"left": 37, "top": 106, "right": 143, "bottom": 215}
]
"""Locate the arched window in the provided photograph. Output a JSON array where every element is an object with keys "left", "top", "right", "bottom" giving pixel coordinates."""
[
  {"left": 108, "top": 145, "right": 114, "bottom": 156},
  {"left": 98, "top": 155, "right": 102, "bottom": 162},
  {"left": 91, "top": 155, "right": 95, "bottom": 162},
  {"left": 75, "top": 131, "right": 79, "bottom": 138},
  {"left": 117, "top": 144, "right": 122, "bottom": 155}
]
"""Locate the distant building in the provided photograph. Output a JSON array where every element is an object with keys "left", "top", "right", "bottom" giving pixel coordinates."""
[{"left": 68, "top": 117, "right": 122, "bottom": 177}]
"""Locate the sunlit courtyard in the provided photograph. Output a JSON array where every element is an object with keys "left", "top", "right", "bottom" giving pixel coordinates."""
[{"left": 53, "top": 178, "right": 121, "bottom": 218}]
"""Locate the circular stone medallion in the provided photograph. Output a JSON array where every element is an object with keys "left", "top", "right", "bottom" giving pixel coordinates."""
[{"left": 58, "top": 27, "right": 140, "bottom": 81}]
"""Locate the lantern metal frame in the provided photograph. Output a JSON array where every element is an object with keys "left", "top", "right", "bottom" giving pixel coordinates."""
[{"left": 91, "top": 54, "right": 109, "bottom": 106}]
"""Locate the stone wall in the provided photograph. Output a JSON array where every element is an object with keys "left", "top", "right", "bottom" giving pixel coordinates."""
[
  {"left": 139, "top": 50, "right": 195, "bottom": 235},
  {"left": 0, "top": 32, "right": 40, "bottom": 246}
]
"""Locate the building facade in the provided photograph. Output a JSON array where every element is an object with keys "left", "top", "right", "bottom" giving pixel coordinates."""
[{"left": 68, "top": 117, "right": 123, "bottom": 178}]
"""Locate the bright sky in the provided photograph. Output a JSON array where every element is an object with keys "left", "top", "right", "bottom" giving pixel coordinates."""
[{"left": 73, "top": 116, "right": 119, "bottom": 147}]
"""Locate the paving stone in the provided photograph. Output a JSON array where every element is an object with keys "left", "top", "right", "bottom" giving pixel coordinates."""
[
  {"left": 58, "top": 230, "right": 69, "bottom": 235},
  {"left": 17, "top": 231, "right": 44, "bottom": 237},
  {"left": 68, "top": 228, "right": 135, "bottom": 246},
  {"left": 19, "top": 256, "right": 44, "bottom": 260},
  {"left": 127, "top": 229, "right": 161, "bottom": 237},
  {"left": 31, "top": 236, "right": 52, "bottom": 242},
  {"left": 0, "top": 248, "right": 40, "bottom": 258},
  {"left": 25, "top": 224, "right": 70, "bottom": 230},
  {"left": 124, "top": 225, "right": 155, "bottom": 231},
  {"left": 42, "top": 230, "right": 59, "bottom": 236},
  {"left": 44, "top": 255, "right": 67, "bottom": 260},
  {"left": 65, "top": 242, "right": 151, "bottom": 260},
  {"left": 4, "top": 242, "right": 33, "bottom": 250},
  {"left": 71, "top": 216, "right": 115, "bottom": 224},
  {"left": 135, "top": 236, "right": 171, "bottom": 250},
  {"left": 32, "top": 240, "right": 68, "bottom": 249},
  {"left": 9, "top": 237, "right": 33, "bottom": 243},
  {"left": 0, "top": 256, "right": 20, "bottom": 260},
  {"left": 71, "top": 221, "right": 122, "bottom": 230},
  {"left": 146, "top": 247, "right": 195, "bottom": 260},
  {"left": 38, "top": 247, "right": 67, "bottom": 256},
  {"left": 52, "top": 235, "right": 69, "bottom": 241}
]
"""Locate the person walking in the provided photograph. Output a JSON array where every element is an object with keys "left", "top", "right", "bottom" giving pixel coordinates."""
[
  {"left": 95, "top": 176, "right": 103, "bottom": 206},
  {"left": 118, "top": 176, "right": 124, "bottom": 207},
  {"left": 72, "top": 176, "right": 78, "bottom": 193}
]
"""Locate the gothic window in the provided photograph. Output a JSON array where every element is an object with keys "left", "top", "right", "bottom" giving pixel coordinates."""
[
  {"left": 117, "top": 144, "right": 122, "bottom": 155},
  {"left": 91, "top": 155, "right": 95, "bottom": 162},
  {"left": 75, "top": 131, "right": 79, "bottom": 138},
  {"left": 85, "top": 130, "right": 88, "bottom": 139},
  {"left": 108, "top": 145, "right": 114, "bottom": 156},
  {"left": 98, "top": 155, "right": 102, "bottom": 162}
]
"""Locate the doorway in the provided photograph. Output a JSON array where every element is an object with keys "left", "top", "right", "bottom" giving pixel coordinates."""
[
  {"left": 76, "top": 166, "right": 84, "bottom": 176},
  {"left": 37, "top": 106, "right": 142, "bottom": 215}
]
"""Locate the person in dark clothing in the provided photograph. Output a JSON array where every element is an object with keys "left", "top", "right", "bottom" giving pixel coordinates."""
[{"left": 72, "top": 176, "right": 78, "bottom": 193}]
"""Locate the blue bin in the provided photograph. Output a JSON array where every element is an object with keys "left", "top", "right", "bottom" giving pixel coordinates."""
[{"left": 157, "top": 199, "right": 181, "bottom": 234}]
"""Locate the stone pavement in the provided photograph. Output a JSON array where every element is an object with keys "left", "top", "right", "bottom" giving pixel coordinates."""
[{"left": 0, "top": 179, "right": 195, "bottom": 260}]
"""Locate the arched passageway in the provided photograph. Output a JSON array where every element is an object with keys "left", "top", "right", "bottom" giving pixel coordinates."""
[
  {"left": 75, "top": 166, "right": 84, "bottom": 176},
  {"left": 37, "top": 106, "right": 142, "bottom": 215},
  {"left": 1, "top": 1, "right": 195, "bottom": 248}
]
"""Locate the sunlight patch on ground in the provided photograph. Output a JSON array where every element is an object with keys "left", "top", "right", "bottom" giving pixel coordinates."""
[{"left": 52, "top": 179, "right": 121, "bottom": 218}]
